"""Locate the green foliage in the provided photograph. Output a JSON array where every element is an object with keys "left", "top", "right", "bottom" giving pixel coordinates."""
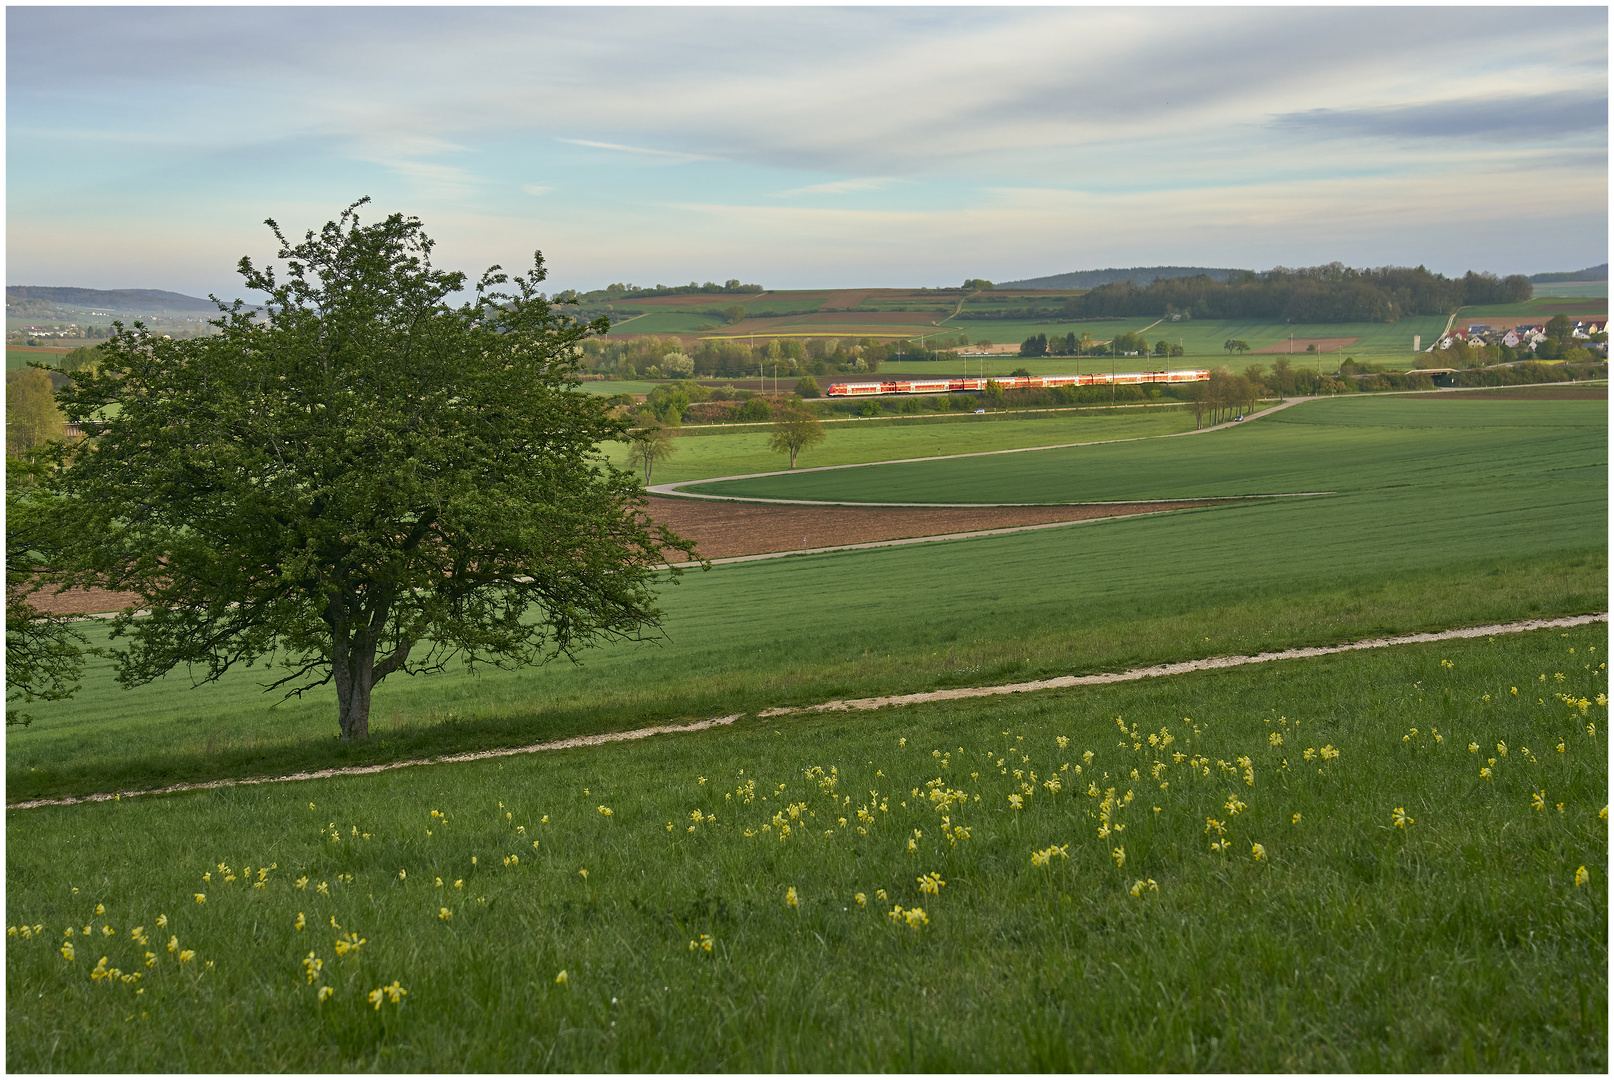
[
  {"left": 767, "top": 404, "right": 827, "bottom": 468},
  {"left": 624, "top": 421, "right": 677, "bottom": 485},
  {"left": 5, "top": 453, "right": 86, "bottom": 727},
  {"left": 1062, "top": 264, "right": 1532, "bottom": 323},
  {"left": 5, "top": 368, "right": 65, "bottom": 454},
  {"left": 46, "top": 200, "right": 694, "bottom": 742},
  {"left": 793, "top": 376, "right": 821, "bottom": 399},
  {"left": 3, "top": 628, "right": 1604, "bottom": 1069}
]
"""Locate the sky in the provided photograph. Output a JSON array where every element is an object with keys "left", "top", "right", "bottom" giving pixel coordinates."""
[{"left": 6, "top": 5, "right": 1608, "bottom": 298}]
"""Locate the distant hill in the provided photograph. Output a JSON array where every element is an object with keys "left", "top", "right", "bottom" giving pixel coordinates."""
[
  {"left": 7, "top": 286, "right": 218, "bottom": 313},
  {"left": 1528, "top": 264, "right": 1607, "bottom": 284},
  {"left": 996, "top": 266, "right": 1248, "bottom": 290}
]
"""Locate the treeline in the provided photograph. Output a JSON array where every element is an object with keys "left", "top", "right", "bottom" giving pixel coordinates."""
[
  {"left": 1020, "top": 331, "right": 1183, "bottom": 357},
  {"left": 1059, "top": 264, "right": 1532, "bottom": 323},
  {"left": 560, "top": 279, "right": 765, "bottom": 303},
  {"left": 580, "top": 335, "right": 974, "bottom": 379}
]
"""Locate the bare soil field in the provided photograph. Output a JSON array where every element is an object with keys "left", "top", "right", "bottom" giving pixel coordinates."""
[
  {"left": 21, "top": 498, "right": 1234, "bottom": 616},
  {"left": 642, "top": 495, "right": 1235, "bottom": 560},
  {"left": 1253, "top": 337, "right": 1360, "bottom": 354},
  {"left": 820, "top": 290, "right": 873, "bottom": 310}
]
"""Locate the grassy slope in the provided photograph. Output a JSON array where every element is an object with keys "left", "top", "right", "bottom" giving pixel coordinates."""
[
  {"left": 7, "top": 396, "right": 1604, "bottom": 804},
  {"left": 690, "top": 395, "right": 1605, "bottom": 504},
  {"left": 603, "top": 408, "right": 1200, "bottom": 483},
  {"left": 6, "top": 627, "right": 1605, "bottom": 1070}
]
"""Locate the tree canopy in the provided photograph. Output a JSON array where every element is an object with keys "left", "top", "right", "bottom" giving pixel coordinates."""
[
  {"left": 45, "top": 199, "right": 696, "bottom": 741},
  {"left": 767, "top": 405, "right": 826, "bottom": 468}
]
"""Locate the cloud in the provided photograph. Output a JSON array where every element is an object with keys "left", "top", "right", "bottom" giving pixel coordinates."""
[
  {"left": 556, "top": 138, "right": 714, "bottom": 164},
  {"left": 1271, "top": 89, "right": 1609, "bottom": 143},
  {"left": 523, "top": 185, "right": 553, "bottom": 197},
  {"left": 774, "top": 178, "right": 894, "bottom": 197}
]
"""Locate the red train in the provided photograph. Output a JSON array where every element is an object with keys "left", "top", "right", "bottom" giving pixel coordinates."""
[{"left": 825, "top": 369, "right": 1210, "bottom": 397}]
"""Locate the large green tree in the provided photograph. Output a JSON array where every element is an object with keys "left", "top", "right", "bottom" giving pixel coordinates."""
[
  {"left": 47, "top": 199, "right": 696, "bottom": 741},
  {"left": 5, "top": 452, "right": 86, "bottom": 727}
]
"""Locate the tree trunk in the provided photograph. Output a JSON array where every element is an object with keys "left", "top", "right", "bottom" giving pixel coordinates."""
[{"left": 327, "top": 590, "right": 411, "bottom": 742}]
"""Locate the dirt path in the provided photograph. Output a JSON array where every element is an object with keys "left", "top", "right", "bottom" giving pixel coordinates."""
[
  {"left": 10, "top": 612, "right": 1603, "bottom": 811},
  {"left": 650, "top": 397, "right": 1307, "bottom": 505}
]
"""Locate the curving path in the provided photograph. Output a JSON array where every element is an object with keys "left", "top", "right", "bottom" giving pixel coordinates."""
[
  {"left": 651, "top": 396, "right": 1311, "bottom": 506},
  {"left": 11, "top": 612, "right": 1603, "bottom": 811}
]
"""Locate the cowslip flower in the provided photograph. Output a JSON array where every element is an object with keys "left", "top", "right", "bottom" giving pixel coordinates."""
[
  {"left": 1112, "top": 845, "right": 1126, "bottom": 869},
  {"left": 1531, "top": 791, "right": 1547, "bottom": 812},
  {"left": 439, "top": 907, "right": 453, "bottom": 921},
  {"left": 918, "top": 872, "right": 945, "bottom": 895},
  {"left": 60, "top": 942, "right": 74, "bottom": 962},
  {"left": 786, "top": 886, "right": 799, "bottom": 908},
  {"left": 1128, "top": 879, "right": 1159, "bottom": 897},
  {"left": 179, "top": 949, "right": 196, "bottom": 964},
  {"left": 1392, "top": 807, "right": 1415, "bottom": 829},
  {"left": 1251, "top": 843, "right": 1266, "bottom": 861},
  {"left": 854, "top": 892, "right": 867, "bottom": 907},
  {"left": 688, "top": 934, "right": 714, "bottom": 953},
  {"left": 194, "top": 894, "right": 206, "bottom": 904},
  {"left": 1008, "top": 794, "right": 1023, "bottom": 810},
  {"left": 555, "top": 970, "right": 568, "bottom": 985},
  {"left": 598, "top": 806, "right": 613, "bottom": 817},
  {"left": 302, "top": 952, "right": 322, "bottom": 983},
  {"left": 317, "top": 986, "right": 334, "bottom": 1002},
  {"left": 1291, "top": 813, "right": 1302, "bottom": 825},
  {"left": 295, "top": 913, "right": 305, "bottom": 931},
  {"left": 1575, "top": 866, "right": 1590, "bottom": 888}
]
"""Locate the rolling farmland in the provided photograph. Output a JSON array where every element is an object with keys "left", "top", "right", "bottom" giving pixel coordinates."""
[{"left": 8, "top": 376, "right": 1605, "bottom": 1071}]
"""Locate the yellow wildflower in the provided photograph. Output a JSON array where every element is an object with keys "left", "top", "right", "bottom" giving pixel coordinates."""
[
  {"left": 193, "top": 894, "right": 205, "bottom": 904},
  {"left": 60, "top": 942, "right": 74, "bottom": 962},
  {"left": 1008, "top": 794, "right": 1023, "bottom": 810},
  {"left": 786, "top": 886, "right": 799, "bottom": 908},
  {"left": 598, "top": 806, "right": 613, "bottom": 817},
  {"left": 1575, "top": 866, "right": 1590, "bottom": 888},
  {"left": 1291, "top": 812, "right": 1302, "bottom": 825},
  {"left": 302, "top": 952, "right": 322, "bottom": 983},
  {"left": 1392, "top": 807, "right": 1415, "bottom": 829},
  {"left": 1112, "top": 845, "right": 1126, "bottom": 869},
  {"left": 1251, "top": 843, "right": 1266, "bottom": 861},
  {"left": 178, "top": 949, "right": 195, "bottom": 964},
  {"left": 317, "top": 986, "right": 334, "bottom": 1002},
  {"left": 555, "top": 970, "right": 568, "bottom": 985},
  {"left": 855, "top": 892, "right": 867, "bottom": 907}
]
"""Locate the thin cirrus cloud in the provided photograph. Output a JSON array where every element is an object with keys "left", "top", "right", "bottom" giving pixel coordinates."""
[
  {"left": 774, "top": 178, "right": 895, "bottom": 198},
  {"left": 1271, "top": 88, "right": 1609, "bottom": 143},
  {"left": 555, "top": 138, "right": 716, "bottom": 164}
]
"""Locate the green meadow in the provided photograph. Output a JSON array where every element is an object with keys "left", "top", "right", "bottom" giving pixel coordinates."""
[
  {"left": 7, "top": 372, "right": 1607, "bottom": 1069},
  {"left": 604, "top": 407, "right": 1200, "bottom": 483},
  {"left": 689, "top": 394, "right": 1606, "bottom": 505},
  {"left": 6, "top": 626, "right": 1605, "bottom": 1070}
]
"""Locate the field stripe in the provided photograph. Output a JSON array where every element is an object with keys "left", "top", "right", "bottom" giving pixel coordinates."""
[
  {"left": 653, "top": 398, "right": 1308, "bottom": 504},
  {"left": 9, "top": 613, "right": 1604, "bottom": 811}
]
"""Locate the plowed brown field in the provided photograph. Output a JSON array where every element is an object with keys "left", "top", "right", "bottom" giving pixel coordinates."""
[
  {"left": 643, "top": 495, "right": 1235, "bottom": 560},
  {"left": 22, "top": 497, "right": 1235, "bottom": 615}
]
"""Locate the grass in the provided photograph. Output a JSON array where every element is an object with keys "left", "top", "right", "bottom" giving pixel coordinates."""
[
  {"left": 9, "top": 394, "right": 1604, "bottom": 802},
  {"left": 603, "top": 407, "right": 1200, "bottom": 483},
  {"left": 1531, "top": 283, "right": 1609, "bottom": 299},
  {"left": 6, "top": 625, "right": 1605, "bottom": 1070},
  {"left": 688, "top": 394, "right": 1606, "bottom": 504}
]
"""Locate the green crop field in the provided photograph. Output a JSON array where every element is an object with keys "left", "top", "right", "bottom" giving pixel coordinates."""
[
  {"left": 689, "top": 394, "right": 1605, "bottom": 505},
  {"left": 6, "top": 625, "right": 1605, "bottom": 1070},
  {"left": 603, "top": 408, "right": 1201, "bottom": 483},
  {"left": 1532, "top": 283, "right": 1609, "bottom": 299}
]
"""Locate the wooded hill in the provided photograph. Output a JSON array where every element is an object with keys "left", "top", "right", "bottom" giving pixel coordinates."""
[{"left": 1059, "top": 264, "right": 1532, "bottom": 323}]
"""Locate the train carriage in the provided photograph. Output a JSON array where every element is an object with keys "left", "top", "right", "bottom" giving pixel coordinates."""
[{"left": 826, "top": 369, "right": 1209, "bottom": 397}]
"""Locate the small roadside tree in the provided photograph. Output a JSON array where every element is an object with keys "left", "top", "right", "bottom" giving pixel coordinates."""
[
  {"left": 625, "top": 420, "right": 677, "bottom": 484},
  {"left": 768, "top": 404, "right": 826, "bottom": 468},
  {"left": 46, "top": 199, "right": 697, "bottom": 742}
]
